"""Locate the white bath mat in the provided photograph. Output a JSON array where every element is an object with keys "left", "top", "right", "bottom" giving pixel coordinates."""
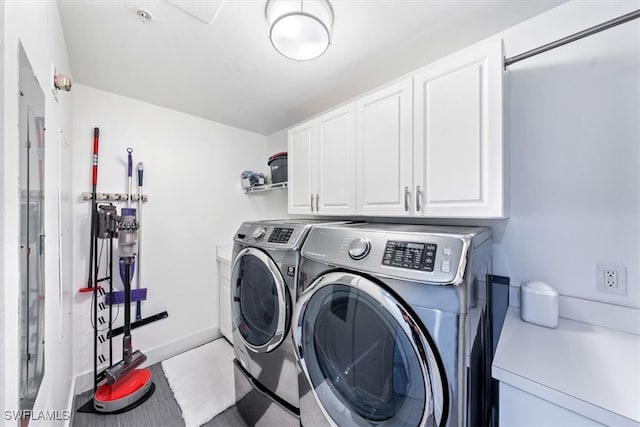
[{"left": 162, "top": 338, "right": 235, "bottom": 427}]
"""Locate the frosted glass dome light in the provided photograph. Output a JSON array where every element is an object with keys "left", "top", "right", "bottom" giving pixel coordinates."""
[{"left": 266, "top": 0, "right": 334, "bottom": 61}]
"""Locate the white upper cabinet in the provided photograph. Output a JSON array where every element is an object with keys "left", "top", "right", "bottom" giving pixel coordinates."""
[
  {"left": 316, "top": 104, "right": 357, "bottom": 215},
  {"left": 413, "top": 38, "right": 506, "bottom": 218},
  {"left": 288, "top": 121, "right": 316, "bottom": 214},
  {"left": 287, "top": 38, "right": 506, "bottom": 218},
  {"left": 356, "top": 79, "right": 413, "bottom": 216},
  {"left": 288, "top": 104, "right": 356, "bottom": 215}
]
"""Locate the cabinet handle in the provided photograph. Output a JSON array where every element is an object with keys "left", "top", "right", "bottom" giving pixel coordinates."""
[
  {"left": 416, "top": 186, "right": 421, "bottom": 212},
  {"left": 315, "top": 193, "right": 320, "bottom": 212},
  {"left": 310, "top": 194, "right": 314, "bottom": 212},
  {"left": 404, "top": 186, "right": 410, "bottom": 212}
]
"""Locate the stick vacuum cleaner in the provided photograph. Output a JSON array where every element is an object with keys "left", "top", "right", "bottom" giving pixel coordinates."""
[{"left": 94, "top": 208, "right": 153, "bottom": 413}]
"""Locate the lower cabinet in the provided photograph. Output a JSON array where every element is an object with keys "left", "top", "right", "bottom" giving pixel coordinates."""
[
  {"left": 499, "top": 383, "right": 604, "bottom": 426},
  {"left": 218, "top": 259, "right": 232, "bottom": 343}
]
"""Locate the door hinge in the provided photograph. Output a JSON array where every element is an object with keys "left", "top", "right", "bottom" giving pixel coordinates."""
[{"left": 40, "top": 234, "right": 45, "bottom": 255}]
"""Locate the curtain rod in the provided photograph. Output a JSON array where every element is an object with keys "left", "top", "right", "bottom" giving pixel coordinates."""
[{"left": 504, "top": 9, "right": 640, "bottom": 68}]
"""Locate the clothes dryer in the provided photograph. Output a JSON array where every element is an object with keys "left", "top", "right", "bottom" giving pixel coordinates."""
[
  {"left": 231, "top": 219, "right": 350, "bottom": 426},
  {"left": 294, "top": 223, "right": 493, "bottom": 427}
]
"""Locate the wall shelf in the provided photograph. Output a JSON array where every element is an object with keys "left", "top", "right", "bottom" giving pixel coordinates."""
[{"left": 243, "top": 182, "right": 288, "bottom": 194}]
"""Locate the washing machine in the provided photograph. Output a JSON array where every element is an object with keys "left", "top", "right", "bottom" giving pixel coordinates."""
[
  {"left": 294, "top": 223, "right": 494, "bottom": 427},
  {"left": 230, "top": 219, "right": 351, "bottom": 426}
]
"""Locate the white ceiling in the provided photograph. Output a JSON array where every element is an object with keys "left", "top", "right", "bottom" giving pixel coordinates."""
[{"left": 57, "top": 0, "right": 565, "bottom": 135}]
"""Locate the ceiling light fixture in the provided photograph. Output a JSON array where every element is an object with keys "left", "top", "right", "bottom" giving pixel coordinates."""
[{"left": 266, "top": 0, "right": 334, "bottom": 61}]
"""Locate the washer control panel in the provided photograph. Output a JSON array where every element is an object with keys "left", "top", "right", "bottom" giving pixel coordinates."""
[
  {"left": 382, "top": 240, "right": 437, "bottom": 272},
  {"left": 302, "top": 224, "right": 492, "bottom": 284},
  {"left": 268, "top": 227, "right": 294, "bottom": 244}
]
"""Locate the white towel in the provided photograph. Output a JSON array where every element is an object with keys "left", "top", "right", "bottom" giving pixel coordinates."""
[{"left": 162, "top": 339, "right": 235, "bottom": 427}]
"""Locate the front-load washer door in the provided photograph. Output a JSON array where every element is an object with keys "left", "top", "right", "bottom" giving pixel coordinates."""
[
  {"left": 294, "top": 271, "right": 447, "bottom": 427},
  {"left": 231, "top": 247, "right": 289, "bottom": 353}
]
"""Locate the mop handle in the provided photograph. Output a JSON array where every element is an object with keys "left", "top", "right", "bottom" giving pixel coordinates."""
[
  {"left": 127, "top": 148, "right": 133, "bottom": 208},
  {"left": 137, "top": 163, "right": 143, "bottom": 188},
  {"left": 92, "top": 128, "right": 99, "bottom": 186}
]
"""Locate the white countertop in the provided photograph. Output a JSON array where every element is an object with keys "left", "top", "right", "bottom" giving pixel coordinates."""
[
  {"left": 216, "top": 245, "right": 233, "bottom": 264},
  {"left": 493, "top": 308, "right": 640, "bottom": 426}
]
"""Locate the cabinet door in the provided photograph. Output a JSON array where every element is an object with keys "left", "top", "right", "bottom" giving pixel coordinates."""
[
  {"left": 316, "top": 104, "right": 356, "bottom": 215},
  {"left": 356, "top": 78, "right": 413, "bottom": 216},
  {"left": 219, "top": 276, "right": 232, "bottom": 343},
  {"left": 413, "top": 38, "right": 506, "bottom": 218},
  {"left": 218, "top": 261, "right": 233, "bottom": 343},
  {"left": 288, "top": 121, "right": 317, "bottom": 214},
  {"left": 500, "top": 383, "right": 604, "bottom": 426}
]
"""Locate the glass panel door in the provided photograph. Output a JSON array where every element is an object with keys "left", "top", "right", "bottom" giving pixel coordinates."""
[{"left": 18, "top": 44, "right": 45, "bottom": 411}]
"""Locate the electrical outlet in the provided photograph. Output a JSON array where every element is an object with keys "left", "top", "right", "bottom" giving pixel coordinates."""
[
  {"left": 604, "top": 270, "right": 618, "bottom": 288},
  {"left": 596, "top": 263, "right": 626, "bottom": 295}
]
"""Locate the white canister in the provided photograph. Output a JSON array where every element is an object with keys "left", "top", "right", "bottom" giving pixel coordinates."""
[{"left": 520, "top": 281, "right": 559, "bottom": 328}]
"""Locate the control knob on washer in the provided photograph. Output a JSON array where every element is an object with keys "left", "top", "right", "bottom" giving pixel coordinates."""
[
  {"left": 348, "top": 238, "right": 371, "bottom": 260},
  {"left": 252, "top": 227, "right": 267, "bottom": 240}
]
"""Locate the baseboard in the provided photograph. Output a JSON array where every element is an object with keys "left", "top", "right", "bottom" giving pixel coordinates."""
[
  {"left": 65, "top": 376, "right": 76, "bottom": 427},
  {"left": 74, "top": 326, "right": 221, "bottom": 396},
  {"left": 143, "top": 326, "right": 221, "bottom": 367}
]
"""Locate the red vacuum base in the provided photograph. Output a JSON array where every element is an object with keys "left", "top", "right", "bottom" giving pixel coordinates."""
[{"left": 94, "top": 368, "right": 152, "bottom": 413}]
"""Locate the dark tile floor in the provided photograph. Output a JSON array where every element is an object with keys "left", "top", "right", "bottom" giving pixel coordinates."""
[{"left": 72, "top": 364, "right": 247, "bottom": 427}]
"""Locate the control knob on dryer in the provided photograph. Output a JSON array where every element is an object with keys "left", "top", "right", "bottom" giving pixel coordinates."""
[
  {"left": 252, "top": 227, "right": 267, "bottom": 240},
  {"left": 348, "top": 238, "right": 371, "bottom": 260}
]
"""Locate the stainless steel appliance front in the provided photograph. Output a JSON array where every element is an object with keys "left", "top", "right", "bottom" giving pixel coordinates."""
[
  {"left": 230, "top": 219, "right": 353, "bottom": 425},
  {"left": 294, "top": 223, "right": 493, "bottom": 427}
]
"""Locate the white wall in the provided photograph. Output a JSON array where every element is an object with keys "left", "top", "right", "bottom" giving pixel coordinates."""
[
  {"left": 264, "top": 128, "right": 291, "bottom": 214},
  {"left": 497, "top": 0, "right": 639, "bottom": 308},
  {"left": 71, "top": 84, "right": 287, "bottom": 390},
  {"left": 267, "top": 128, "right": 288, "bottom": 155},
  {"left": 1, "top": 0, "right": 75, "bottom": 424},
  {"left": 437, "top": 1, "right": 640, "bottom": 309}
]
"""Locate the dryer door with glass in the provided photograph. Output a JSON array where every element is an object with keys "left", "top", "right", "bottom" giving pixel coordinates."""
[
  {"left": 294, "top": 271, "right": 447, "bottom": 427},
  {"left": 231, "top": 247, "right": 289, "bottom": 353}
]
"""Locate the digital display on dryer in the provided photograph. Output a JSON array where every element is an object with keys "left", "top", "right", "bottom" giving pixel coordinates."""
[
  {"left": 382, "top": 240, "right": 437, "bottom": 271},
  {"left": 268, "top": 227, "right": 293, "bottom": 243}
]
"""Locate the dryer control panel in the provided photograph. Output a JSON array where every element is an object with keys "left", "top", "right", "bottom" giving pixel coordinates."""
[
  {"left": 268, "top": 227, "right": 294, "bottom": 243},
  {"left": 382, "top": 241, "right": 437, "bottom": 272},
  {"left": 234, "top": 222, "right": 307, "bottom": 249}
]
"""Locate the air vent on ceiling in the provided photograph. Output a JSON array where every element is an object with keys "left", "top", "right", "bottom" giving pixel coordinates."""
[{"left": 166, "top": 0, "right": 224, "bottom": 24}]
